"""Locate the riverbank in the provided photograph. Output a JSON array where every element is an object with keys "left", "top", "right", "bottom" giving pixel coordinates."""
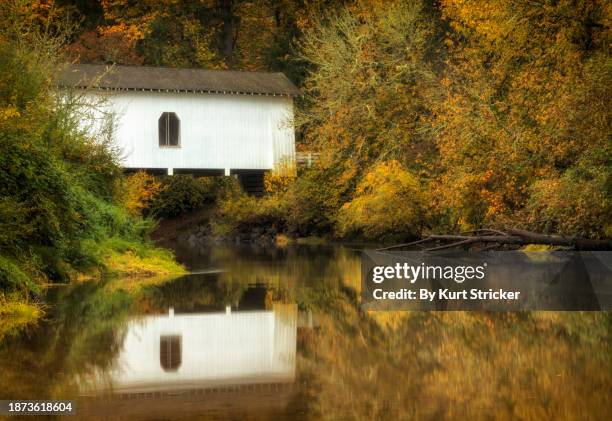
[
  {"left": 0, "top": 11, "right": 191, "bottom": 340},
  {"left": 0, "top": 298, "right": 43, "bottom": 340},
  {"left": 151, "top": 206, "right": 339, "bottom": 251},
  {"left": 0, "top": 240, "right": 186, "bottom": 341}
]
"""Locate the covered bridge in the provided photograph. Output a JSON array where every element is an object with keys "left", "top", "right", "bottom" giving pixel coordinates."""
[{"left": 60, "top": 64, "right": 298, "bottom": 192}]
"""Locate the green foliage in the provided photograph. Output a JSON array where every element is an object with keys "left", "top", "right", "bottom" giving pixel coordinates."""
[
  {"left": 149, "top": 175, "right": 222, "bottom": 218},
  {"left": 87, "top": 236, "right": 185, "bottom": 278},
  {"left": 0, "top": 2, "right": 181, "bottom": 306},
  {"left": 283, "top": 167, "right": 346, "bottom": 235},
  {"left": 0, "top": 256, "right": 39, "bottom": 297},
  {"left": 215, "top": 189, "right": 287, "bottom": 237},
  {"left": 213, "top": 166, "right": 348, "bottom": 238}
]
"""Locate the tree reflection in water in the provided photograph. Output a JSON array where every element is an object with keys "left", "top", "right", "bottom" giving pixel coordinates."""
[{"left": 0, "top": 244, "right": 610, "bottom": 420}]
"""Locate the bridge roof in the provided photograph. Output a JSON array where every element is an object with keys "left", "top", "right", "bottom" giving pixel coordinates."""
[{"left": 59, "top": 64, "right": 299, "bottom": 97}]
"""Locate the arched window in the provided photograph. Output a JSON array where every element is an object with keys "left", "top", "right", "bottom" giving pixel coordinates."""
[
  {"left": 158, "top": 112, "right": 180, "bottom": 147},
  {"left": 160, "top": 335, "right": 182, "bottom": 372}
]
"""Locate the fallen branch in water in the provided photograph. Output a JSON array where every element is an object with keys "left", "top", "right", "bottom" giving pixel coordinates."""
[{"left": 378, "top": 229, "right": 612, "bottom": 251}]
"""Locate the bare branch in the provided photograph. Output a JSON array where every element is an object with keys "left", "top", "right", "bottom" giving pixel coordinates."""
[
  {"left": 378, "top": 229, "right": 612, "bottom": 251},
  {"left": 423, "top": 238, "right": 478, "bottom": 251}
]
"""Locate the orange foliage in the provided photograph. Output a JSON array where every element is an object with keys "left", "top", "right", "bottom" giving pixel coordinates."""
[
  {"left": 66, "top": 27, "right": 143, "bottom": 65},
  {"left": 431, "top": 0, "right": 611, "bottom": 233},
  {"left": 264, "top": 160, "right": 297, "bottom": 194},
  {"left": 120, "top": 171, "right": 163, "bottom": 217}
]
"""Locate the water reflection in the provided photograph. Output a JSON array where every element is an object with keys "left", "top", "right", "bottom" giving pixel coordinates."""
[
  {"left": 0, "top": 244, "right": 610, "bottom": 420},
  {"left": 160, "top": 334, "right": 182, "bottom": 372},
  {"left": 81, "top": 301, "right": 297, "bottom": 395}
]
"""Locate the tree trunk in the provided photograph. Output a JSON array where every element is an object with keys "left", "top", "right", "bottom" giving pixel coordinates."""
[
  {"left": 378, "top": 229, "right": 612, "bottom": 251},
  {"left": 219, "top": 0, "right": 238, "bottom": 68}
]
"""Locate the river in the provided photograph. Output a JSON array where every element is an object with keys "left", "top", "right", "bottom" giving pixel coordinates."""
[{"left": 0, "top": 243, "right": 610, "bottom": 420}]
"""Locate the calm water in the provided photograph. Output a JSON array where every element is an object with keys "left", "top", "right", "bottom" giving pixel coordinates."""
[{"left": 0, "top": 243, "right": 610, "bottom": 420}]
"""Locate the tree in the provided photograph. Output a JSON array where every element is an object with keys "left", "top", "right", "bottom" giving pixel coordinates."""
[
  {"left": 95, "top": 0, "right": 318, "bottom": 70},
  {"left": 298, "top": 0, "right": 441, "bottom": 205},
  {"left": 432, "top": 0, "right": 611, "bottom": 236},
  {"left": 66, "top": 27, "right": 143, "bottom": 65}
]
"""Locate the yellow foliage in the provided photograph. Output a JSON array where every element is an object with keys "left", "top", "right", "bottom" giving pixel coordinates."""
[
  {"left": 527, "top": 173, "right": 611, "bottom": 238},
  {"left": 99, "top": 22, "right": 145, "bottom": 41},
  {"left": 103, "top": 249, "right": 185, "bottom": 279},
  {"left": 0, "top": 297, "right": 42, "bottom": 341},
  {"left": 0, "top": 105, "right": 20, "bottom": 121},
  {"left": 213, "top": 185, "right": 290, "bottom": 237},
  {"left": 337, "top": 160, "right": 427, "bottom": 239},
  {"left": 264, "top": 160, "right": 296, "bottom": 194},
  {"left": 431, "top": 0, "right": 611, "bottom": 233},
  {"left": 119, "top": 171, "right": 163, "bottom": 216},
  {"left": 298, "top": 0, "right": 438, "bottom": 203}
]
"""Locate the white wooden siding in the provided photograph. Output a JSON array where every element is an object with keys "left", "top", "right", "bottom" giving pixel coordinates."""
[{"left": 89, "top": 91, "right": 295, "bottom": 171}]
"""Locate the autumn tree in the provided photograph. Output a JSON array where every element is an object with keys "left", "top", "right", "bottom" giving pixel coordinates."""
[
  {"left": 433, "top": 0, "right": 611, "bottom": 236},
  {"left": 297, "top": 0, "right": 441, "bottom": 209},
  {"left": 66, "top": 27, "right": 143, "bottom": 65},
  {"left": 89, "top": 0, "right": 337, "bottom": 71}
]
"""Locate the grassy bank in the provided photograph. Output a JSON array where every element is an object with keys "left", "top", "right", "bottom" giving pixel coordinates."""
[
  {"left": 0, "top": 297, "right": 43, "bottom": 340},
  {"left": 79, "top": 237, "right": 186, "bottom": 280},
  {"left": 0, "top": 237, "right": 185, "bottom": 342}
]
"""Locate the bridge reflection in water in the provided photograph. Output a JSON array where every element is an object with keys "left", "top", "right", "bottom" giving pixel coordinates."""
[{"left": 78, "top": 294, "right": 301, "bottom": 419}]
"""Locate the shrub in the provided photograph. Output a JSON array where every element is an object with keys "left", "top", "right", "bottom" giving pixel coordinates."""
[
  {"left": 149, "top": 175, "right": 219, "bottom": 218},
  {"left": 526, "top": 167, "right": 611, "bottom": 239},
  {"left": 337, "top": 161, "right": 428, "bottom": 240},
  {"left": 215, "top": 190, "right": 287, "bottom": 237},
  {"left": 120, "top": 171, "right": 163, "bottom": 216},
  {"left": 283, "top": 166, "right": 346, "bottom": 235},
  {"left": 264, "top": 160, "right": 296, "bottom": 194},
  {"left": 213, "top": 167, "right": 346, "bottom": 238},
  {"left": 0, "top": 256, "right": 39, "bottom": 297}
]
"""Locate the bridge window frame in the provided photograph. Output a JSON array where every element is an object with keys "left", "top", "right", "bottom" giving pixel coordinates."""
[{"left": 158, "top": 112, "right": 180, "bottom": 148}]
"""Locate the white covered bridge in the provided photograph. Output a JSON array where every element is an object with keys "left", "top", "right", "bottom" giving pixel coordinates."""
[{"left": 60, "top": 64, "right": 298, "bottom": 191}]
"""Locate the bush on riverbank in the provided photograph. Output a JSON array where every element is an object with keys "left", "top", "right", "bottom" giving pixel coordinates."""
[
  {"left": 125, "top": 173, "right": 242, "bottom": 219},
  {"left": 337, "top": 161, "right": 428, "bottom": 241},
  {"left": 214, "top": 191, "right": 287, "bottom": 239},
  {"left": 148, "top": 175, "right": 219, "bottom": 218},
  {"left": 211, "top": 159, "right": 432, "bottom": 242},
  {"left": 121, "top": 171, "right": 163, "bottom": 217},
  {"left": 211, "top": 167, "right": 345, "bottom": 240}
]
